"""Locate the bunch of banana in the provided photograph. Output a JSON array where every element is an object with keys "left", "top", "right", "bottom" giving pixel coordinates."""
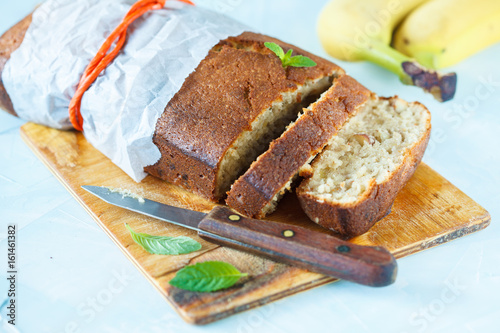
[
  {"left": 318, "top": 0, "right": 458, "bottom": 101},
  {"left": 393, "top": 0, "right": 500, "bottom": 69}
]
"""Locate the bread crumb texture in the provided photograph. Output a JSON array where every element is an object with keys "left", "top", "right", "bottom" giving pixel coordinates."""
[{"left": 301, "top": 97, "right": 430, "bottom": 203}]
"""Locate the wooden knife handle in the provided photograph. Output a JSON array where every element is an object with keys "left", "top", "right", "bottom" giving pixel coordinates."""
[{"left": 197, "top": 206, "right": 397, "bottom": 287}]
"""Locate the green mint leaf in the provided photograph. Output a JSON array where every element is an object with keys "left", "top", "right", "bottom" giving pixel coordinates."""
[
  {"left": 264, "top": 42, "right": 284, "bottom": 60},
  {"left": 169, "top": 261, "right": 248, "bottom": 292},
  {"left": 265, "top": 41, "right": 316, "bottom": 69},
  {"left": 281, "top": 49, "right": 293, "bottom": 67},
  {"left": 125, "top": 224, "right": 201, "bottom": 255},
  {"left": 287, "top": 55, "right": 317, "bottom": 68}
]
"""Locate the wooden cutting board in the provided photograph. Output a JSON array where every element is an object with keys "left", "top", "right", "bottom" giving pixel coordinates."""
[{"left": 20, "top": 122, "right": 490, "bottom": 325}]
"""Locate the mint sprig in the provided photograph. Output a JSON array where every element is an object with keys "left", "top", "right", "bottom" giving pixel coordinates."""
[
  {"left": 125, "top": 224, "right": 202, "bottom": 255},
  {"left": 169, "top": 261, "right": 248, "bottom": 292},
  {"left": 264, "top": 42, "right": 317, "bottom": 68}
]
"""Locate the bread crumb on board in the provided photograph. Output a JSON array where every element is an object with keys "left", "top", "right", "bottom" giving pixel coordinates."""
[{"left": 106, "top": 187, "right": 145, "bottom": 203}]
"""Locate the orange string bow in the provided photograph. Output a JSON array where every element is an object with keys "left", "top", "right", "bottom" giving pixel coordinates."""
[{"left": 68, "top": 0, "right": 195, "bottom": 131}]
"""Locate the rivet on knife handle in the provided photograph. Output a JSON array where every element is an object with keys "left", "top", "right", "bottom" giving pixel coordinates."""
[{"left": 197, "top": 206, "right": 397, "bottom": 287}]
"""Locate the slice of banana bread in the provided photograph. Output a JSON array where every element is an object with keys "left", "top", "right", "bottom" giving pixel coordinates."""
[
  {"left": 226, "top": 75, "right": 371, "bottom": 218},
  {"left": 145, "top": 32, "right": 343, "bottom": 201},
  {"left": 297, "top": 96, "right": 431, "bottom": 237}
]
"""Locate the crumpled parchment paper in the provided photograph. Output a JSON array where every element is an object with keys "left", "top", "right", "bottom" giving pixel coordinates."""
[{"left": 3, "top": 0, "right": 248, "bottom": 181}]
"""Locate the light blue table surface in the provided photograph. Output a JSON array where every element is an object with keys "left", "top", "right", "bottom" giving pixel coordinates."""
[{"left": 1, "top": 1, "right": 499, "bottom": 332}]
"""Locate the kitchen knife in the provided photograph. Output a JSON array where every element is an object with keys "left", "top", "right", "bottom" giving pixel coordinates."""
[{"left": 82, "top": 185, "right": 397, "bottom": 287}]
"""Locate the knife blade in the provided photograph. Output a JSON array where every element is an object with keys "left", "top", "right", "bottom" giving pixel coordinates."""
[{"left": 82, "top": 185, "right": 397, "bottom": 287}]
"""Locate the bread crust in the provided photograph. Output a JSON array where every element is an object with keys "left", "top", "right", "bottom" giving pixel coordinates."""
[
  {"left": 296, "top": 98, "right": 431, "bottom": 237},
  {"left": 226, "top": 75, "right": 371, "bottom": 218},
  {"left": 146, "top": 32, "right": 341, "bottom": 201},
  {"left": 0, "top": 14, "right": 32, "bottom": 116}
]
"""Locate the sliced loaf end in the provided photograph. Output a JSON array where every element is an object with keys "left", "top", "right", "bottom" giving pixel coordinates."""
[
  {"left": 146, "top": 32, "right": 342, "bottom": 202},
  {"left": 297, "top": 96, "right": 431, "bottom": 237}
]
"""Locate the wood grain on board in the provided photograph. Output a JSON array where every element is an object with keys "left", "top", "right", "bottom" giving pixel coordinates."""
[{"left": 20, "top": 122, "right": 490, "bottom": 324}]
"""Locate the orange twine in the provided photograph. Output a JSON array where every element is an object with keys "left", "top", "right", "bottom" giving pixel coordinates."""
[{"left": 68, "top": 0, "right": 195, "bottom": 131}]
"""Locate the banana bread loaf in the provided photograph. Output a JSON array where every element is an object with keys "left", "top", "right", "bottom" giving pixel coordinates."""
[
  {"left": 0, "top": 15, "right": 342, "bottom": 202},
  {"left": 226, "top": 74, "right": 371, "bottom": 218},
  {"left": 1, "top": 12, "right": 430, "bottom": 237},
  {"left": 145, "top": 32, "right": 342, "bottom": 200},
  {"left": 297, "top": 96, "right": 431, "bottom": 236}
]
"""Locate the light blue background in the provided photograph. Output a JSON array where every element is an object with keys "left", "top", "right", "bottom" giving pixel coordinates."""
[{"left": 1, "top": 1, "right": 499, "bottom": 332}]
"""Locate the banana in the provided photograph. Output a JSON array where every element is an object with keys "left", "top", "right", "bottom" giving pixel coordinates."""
[
  {"left": 318, "top": 0, "right": 457, "bottom": 102},
  {"left": 393, "top": 0, "right": 500, "bottom": 69},
  {"left": 318, "top": 0, "right": 427, "bottom": 61}
]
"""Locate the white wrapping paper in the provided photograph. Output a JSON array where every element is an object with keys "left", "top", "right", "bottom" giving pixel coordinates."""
[{"left": 3, "top": 0, "right": 248, "bottom": 181}]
